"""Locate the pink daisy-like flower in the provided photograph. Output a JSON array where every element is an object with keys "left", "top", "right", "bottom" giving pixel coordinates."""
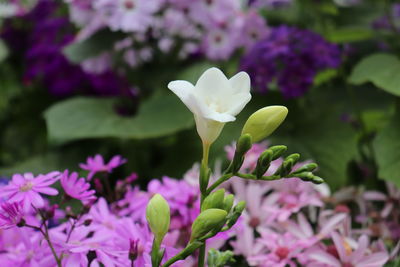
[
  {"left": 0, "top": 172, "right": 60, "bottom": 211},
  {"left": 79, "top": 154, "right": 127, "bottom": 180},
  {"left": 60, "top": 170, "right": 97, "bottom": 205},
  {"left": 0, "top": 201, "right": 24, "bottom": 229}
]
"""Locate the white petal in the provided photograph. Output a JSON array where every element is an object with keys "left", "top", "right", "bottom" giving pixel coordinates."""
[
  {"left": 168, "top": 80, "right": 196, "bottom": 113},
  {"left": 195, "top": 67, "right": 230, "bottom": 99},
  {"left": 204, "top": 111, "right": 236, "bottom": 122},
  {"left": 225, "top": 93, "right": 252, "bottom": 116},
  {"left": 229, "top": 71, "right": 251, "bottom": 94}
]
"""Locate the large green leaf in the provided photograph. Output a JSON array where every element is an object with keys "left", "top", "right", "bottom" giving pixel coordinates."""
[
  {"left": 275, "top": 113, "right": 357, "bottom": 190},
  {"left": 44, "top": 93, "right": 194, "bottom": 144},
  {"left": 63, "top": 29, "right": 124, "bottom": 64},
  {"left": 349, "top": 53, "right": 400, "bottom": 97},
  {"left": 373, "top": 110, "right": 400, "bottom": 188}
]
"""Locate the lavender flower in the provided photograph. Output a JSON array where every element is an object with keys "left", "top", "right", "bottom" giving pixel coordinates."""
[
  {"left": 60, "top": 170, "right": 97, "bottom": 205},
  {"left": 79, "top": 154, "right": 127, "bottom": 180},
  {"left": 0, "top": 172, "right": 59, "bottom": 211},
  {"left": 240, "top": 26, "right": 341, "bottom": 98},
  {"left": 0, "top": 202, "right": 24, "bottom": 229}
]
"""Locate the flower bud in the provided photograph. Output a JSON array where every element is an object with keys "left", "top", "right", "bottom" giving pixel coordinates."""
[
  {"left": 255, "top": 149, "right": 274, "bottom": 178},
  {"left": 226, "top": 201, "right": 246, "bottom": 228},
  {"left": 242, "top": 106, "right": 288, "bottom": 143},
  {"left": 201, "top": 189, "right": 225, "bottom": 212},
  {"left": 270, "top": 145, "right": 287, "bottom": 160},
  {"left": 290, "top": 163, "right": 318, "bottom": 174},
  {"left": 235, "top": 134, "right": 253, "bottom": 156},
  {"left": 190, "top": 209, "right": 227, "bottom": 242},
  {"left": 222, "top": 194, "right": 234, "bottom": 213},
  {"left": 208, "top": 249, "right": 235, "bottom": 267},
  {"left": 146, "top": 194, "right": 170, "bottom": 245}
]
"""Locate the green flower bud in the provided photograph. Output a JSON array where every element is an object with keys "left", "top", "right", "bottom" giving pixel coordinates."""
[
  {"left": 255, "top": 149, "right": 274, "bottom": 178},
  {"left": 226, "top": 201, "right": 246, "bottom": 228},
  {"left": 241, "top": 106, "right": 288, "bottom": 143},
  {"left": 202, "top": 189, "right": 225, "bottom": 212},
  {"left": 146, "top": 194, "right": 170, "bottom": 245},
  {"left": 236, "top": 134, "right": 253, "bottom": 155},
  {"left": 270, "top": 145, "right": 287, "bottom": 160},
  {"left": 290, "top": 163, "right": 318, "bottom": 174},
  {"left": 229, "top": 134, "right": 253, "bottom": 173},
  {"left": 208, "top": 249, "right": 235, "bottom": 267},
  {"left": 222, "top": 194, "right": 234, "bottom": 213},
  {"left": 274, "top": 153, "right": 300, "bottom": 177},
  {"left": 190, "top": 209, "right": 227, "bottom": 242}
]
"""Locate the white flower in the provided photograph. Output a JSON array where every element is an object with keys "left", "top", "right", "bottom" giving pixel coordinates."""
[{"left": 168, "top": 67, "right": 251, "bottom": 144}]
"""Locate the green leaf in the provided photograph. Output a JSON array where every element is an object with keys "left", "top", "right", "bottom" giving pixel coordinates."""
[
  {"left": 44, "top": 93, "right": 194, "bottom": 144},
  {"left": 63, "top": 29, "right": 125, "bottom": 64},
  {"left": 349, "top": 53, "right": 400, "bottom": 97},
  {"left": 325, "top": 28, "right": 374, "bottom": 43},
  {"left": 277, "top": 116, "right": 357, "bottom": 190},
  {"left": 373, "top": 110, "right": 400, "bottom": 188}
]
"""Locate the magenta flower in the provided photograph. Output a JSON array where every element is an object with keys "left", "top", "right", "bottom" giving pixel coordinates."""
[
  {"left": 60, "top": 170, "right": 97, "bottom": 205},
  {"left": 79, "top": 154, "right": 127, "bottom": 180},
  {"left": 0, "top": 172, "right": 60, "bottom": 211},
  {"left": 0, "top": 201, "right": 24, "bottom": 229}
]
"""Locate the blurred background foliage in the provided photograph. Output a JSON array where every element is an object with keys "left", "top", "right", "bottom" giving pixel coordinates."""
[{"left": 0, "top": 0, "right": 400, "bottom": 192}]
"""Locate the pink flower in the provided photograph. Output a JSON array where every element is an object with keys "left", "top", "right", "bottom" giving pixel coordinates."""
[
  {"left": 0, "top": 202, "right": 24, "bottom": 229},
  {"left": 60, "top": 170, "right": 97, "bottom": 205},
  {"left": 308, "top": 232, "right": 389, "bottom": 267},
  {"left": 79, "top": 154, "right": 127, "bottom": 180},
  {"left": 0, "top": 172, "right": 60, "bottom": 211},
  {"left": 248, "top": 230, "right": 310, "bottom": 267}
]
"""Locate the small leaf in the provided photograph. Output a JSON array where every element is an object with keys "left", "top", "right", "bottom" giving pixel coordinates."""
[
  {"left": 373, "top": 110, "right": 400, "bottom": 188},
  {"left": 349, "top": 53, "right": 400, "bottom": 97},
  {"left": 44, "top": 93, "right": 194, "bottom": 144}
]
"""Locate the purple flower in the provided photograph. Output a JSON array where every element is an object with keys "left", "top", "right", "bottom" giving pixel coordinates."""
[
  {"left": 240, "top": 25, "right": 341, "bottom": 98},
  {"left": 79, "top": 154, "right": 127, "bottom": 180},
  {"left": 0, "top": 202, "right": 24, "bottom": 229},
  {"left": 60, "top": 170, "right": 97, "bottom": 205},
  {"left": 0, "top": 172, "right": 59, "bottom": 211}
]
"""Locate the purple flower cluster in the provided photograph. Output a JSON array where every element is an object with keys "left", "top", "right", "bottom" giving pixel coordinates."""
[
  {"left": 2, "top": 0, "right": 133, "bottom": 97},
  {"left": 64, "top": 0, "right": 269, "bottom": 66},
  {"left": 0, "top": 144, "right": 397, "bottom": 266},
  {"left": 240, "top": 26, "right": 341, "bottom": 98}
]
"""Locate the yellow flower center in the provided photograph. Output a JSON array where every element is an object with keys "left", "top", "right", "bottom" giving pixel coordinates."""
[{"left": 20, "top": 181, "right": 33, "bottom": 192}]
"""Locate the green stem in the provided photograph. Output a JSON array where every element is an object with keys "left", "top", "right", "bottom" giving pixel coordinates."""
[
  {"left": 206, "top": 173, "right": 233, "bottom": 194},
  {"left": 26, "top": 223, "right": 62, "bottom": 267},
  {"left": 198, "top": 142, "right": 211, "bottom": 267}
]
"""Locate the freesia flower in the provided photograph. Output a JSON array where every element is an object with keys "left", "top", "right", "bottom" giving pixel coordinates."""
[
  {"left": 168, "top": 67, "right": 251, "bottom": 144},
  {"left": 79, "top": 154, "right": 127, "bottom": 180},
  {"left": 0, "top": 202, "right": 24, "bottom": 229},
  {"left": 60, "top": 170, "right": 97, "bottom": 205},
  {"left": 0, "top": 172, "right": 60, "bottom": 211}
]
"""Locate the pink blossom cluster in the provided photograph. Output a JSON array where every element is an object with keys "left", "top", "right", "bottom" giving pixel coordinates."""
[
  {"left": 64, "top": 0, "right": 269, "bottom": 70},
  {"left": 0, "top": 143, "right": 398, "bottom": 266}
]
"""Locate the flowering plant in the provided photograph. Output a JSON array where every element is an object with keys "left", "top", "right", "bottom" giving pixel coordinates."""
[{"left": 0, "top": 68, "right": 327, "bottom": 267}]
